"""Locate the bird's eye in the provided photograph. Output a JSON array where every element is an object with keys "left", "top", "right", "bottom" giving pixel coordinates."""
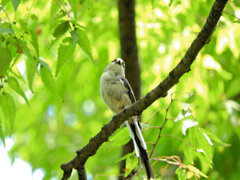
[{"left": 116, "top": 60, "right": 121, "bottom": 65}]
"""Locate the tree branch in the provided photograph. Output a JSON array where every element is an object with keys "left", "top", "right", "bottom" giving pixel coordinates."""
[{"left": 60, "top": 0, "right": 228, "bottom": 179}]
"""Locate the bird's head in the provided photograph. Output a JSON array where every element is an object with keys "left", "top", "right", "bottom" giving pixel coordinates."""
[{"left": 104, "top": 58, "right": 125, "bottom": 76}]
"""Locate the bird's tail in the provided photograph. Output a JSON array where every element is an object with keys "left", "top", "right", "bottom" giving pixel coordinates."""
[{"left": 125, "top": 117, "right": 154, "bottom": 179}]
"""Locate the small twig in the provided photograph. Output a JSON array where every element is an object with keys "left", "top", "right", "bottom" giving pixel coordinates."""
[
  {"left": 149, "top": 94, "right": 174, "bottom": 158},
  {"left": 161, "top": 134, "right": 194, "bottom": 147},
  {"left": 224, "top": 10, "right": 240, "bottom": 21}
]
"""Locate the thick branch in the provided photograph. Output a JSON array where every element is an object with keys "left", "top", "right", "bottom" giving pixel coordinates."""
[{"left": 60, "top": 0, "right": 228, "bottom": 179}]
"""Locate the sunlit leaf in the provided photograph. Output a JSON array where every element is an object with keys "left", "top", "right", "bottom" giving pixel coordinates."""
[
  {"left": 182, "top": 119, "right": 198, "bottom": 136},
  {"left": 76, "top": 28, "right": 93, "bottom": 61},
  {"left": 40, "top": 61, "right": 56, "bottom": 93},
  {"left": 8, "top": 76, "right": 29, "bottom": 105},
  {"left": 30, "top": 30, "right": 39, "bottom": 60},
  {"left": 26, "top": 59, "right": 38, "bottom": 93},
  {"left": 187, "top": 165, "right": 208, "bottom": 178},
  {"left": 0, "top": 46, "right": 12, "bottom": 76},
  {"left": 0, "top": 93, "right": 16, "bottom": 135},
  {"left": 183, "top": 144, "right": 195, "bottom": 164},
  {"left": 226, "top": 77, "right": 240, "bottom": 98},
  {"left": 55, "top": 42, "right": 74, "bottom": 76},
  {"left": 175, "top": 167, "right": 187, "bottom": 180},
  {"left": 0, "top": 120, "right": 5, "bottom": 145},
  {"left": 201, "top": 128, "right": 231, "bottom": 147},
  {"left": 175, "top": 110, "right": 192, "bottom": 122},
  {"left": 109, "top": 126, "right": 130, "bottom": 147}
]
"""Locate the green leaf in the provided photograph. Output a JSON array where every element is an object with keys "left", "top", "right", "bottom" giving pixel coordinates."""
[
  {"left": 50, "top": 0, "right": 60, "bottom": 24},
  {"left": 1, "top": 0, "right": 10, "bottom": 7},
  {"left": 109, "top": 127, "right": 131, "bottom": 147},
  {"left": 201, "top": 129, "right": 231, "bottom": 147},
  {"left": 175, "top": 109, "right": 192, "bottom": 122},
  {"left": 11, "top": 0, "right": 21, "bottom": 11},
  {"left": 115, "top": 152, "right": 135, "bottom": 163},
  {"left": 71, "top": 30, "right": 79, "bottom": 47},
  {"left": 55, "top": 42, "right": 74, "bottom": 77},
  {"left": 175, "top": 167, "right": 187, "bottom": 180},
  {"left": 26, "top": 59, "right": 38, "bottom": 93},
  {"left": 0, "top": 120, "right": 5, "bottom": 145},
  {"left": 183, "top": 144, "right": 195, "bottom": 164},
  {"left": 0, "top": 22, "right": 14, "bottom": 34},
  {"left": 125, "top": 155, "right": 138, "bottom": 177},
  {"left": 0, "top": 93, "right": 16, "bottom": 135},
  {"left": 226, "top": 77, "right": 240, "bottom": 98},
  {"left": 19, "top": 40, "right": 35, "bottom": 64},
  {"left": 8, "top": 76, "right": 29, "bottom": 105},
  {"left": 53, "top": 21, "right": 70, "bottom": 38},
  {"left": 0, "top": 46, "right": 12, "bottom": 76},
  {"left": 76, "top": 28, "right": 93, "bottom": 61},
  {"left": 187, "top": 165, "right": 208, "bottom": 179},
  {"left": 30, "top": 31, "right": 39, "bottom": 60},
  {"left": 40, "top": 61, "right": 56, "bottom": 93}
]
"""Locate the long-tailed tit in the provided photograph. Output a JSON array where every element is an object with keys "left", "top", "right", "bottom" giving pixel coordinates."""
[{"left": 100, "top": 58, "right": 154, "bottom": 179}]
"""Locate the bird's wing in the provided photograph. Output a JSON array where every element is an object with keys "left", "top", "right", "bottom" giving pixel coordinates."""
[{"left": 120, "top": 76, "right": 136, "bottom": 103}]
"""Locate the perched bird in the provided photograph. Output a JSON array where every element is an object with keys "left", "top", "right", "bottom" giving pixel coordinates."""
[{"left": 100, "top": 58, "right": 154, "bottom": 179}]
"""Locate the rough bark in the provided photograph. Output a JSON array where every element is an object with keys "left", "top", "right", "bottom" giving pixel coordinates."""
[{"left": 60, "top": 0, "right": 228, "bottom": 179}]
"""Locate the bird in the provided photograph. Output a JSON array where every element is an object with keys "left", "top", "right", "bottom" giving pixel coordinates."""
[{"left": 100, "top": 58, "right": 154, "bottom": 179}]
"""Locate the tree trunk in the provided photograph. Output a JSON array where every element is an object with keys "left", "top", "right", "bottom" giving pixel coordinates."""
[{"left": 117, "top": 0, "right": 141, "bottom": 179}]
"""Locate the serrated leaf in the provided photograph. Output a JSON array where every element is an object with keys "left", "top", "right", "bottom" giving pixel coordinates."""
[
  {"left": 175, "top": 110, "right": 192, "bottom": 122},
  {"left": 76, "top": 28, "right": 93, "bottom": 61},
  {"left": 182, "top": 119, "right": 198, "bottom": 136},
  {"left": 0, "top": 93, "right": 16, "bottom": 135},
  {"left": 183, "top": 144, "right": 195, "bottom": 164},
  {"left": 8, "top": 76, "right": 29, "bottom": 105},
  {"left": 201, "top": 128, "right": 231, "bottom": 147},
  {"left": 40, "top": 62, "right": 56, "bottom": 93},
  {"left": 187, "top": 165, "right": 208, "bottom": 178},
  {"left": 0, "top": 120, "right": 5, "bottom": 145},
  {"left": 53, "top": 21, "right": 70, "bottom": 38},
  {"left": 30, "top": 31, "right": 39, "bottom": 60},
  {"left": 11, "top": 0, "right": 21, "bottom": 11},
  {"left": 0, "top": 46, "right": 12, "bottom": 76},
  {"left": 26, "top": 59, "right": 38, "bottom": 93},
  {"left": 55, "top": 42, "right": 74, "bottom": 76}
]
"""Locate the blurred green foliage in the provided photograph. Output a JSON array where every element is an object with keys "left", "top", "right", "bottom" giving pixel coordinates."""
[{"left": 0, "top": 0, "right": 240, "bottom": 179}]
